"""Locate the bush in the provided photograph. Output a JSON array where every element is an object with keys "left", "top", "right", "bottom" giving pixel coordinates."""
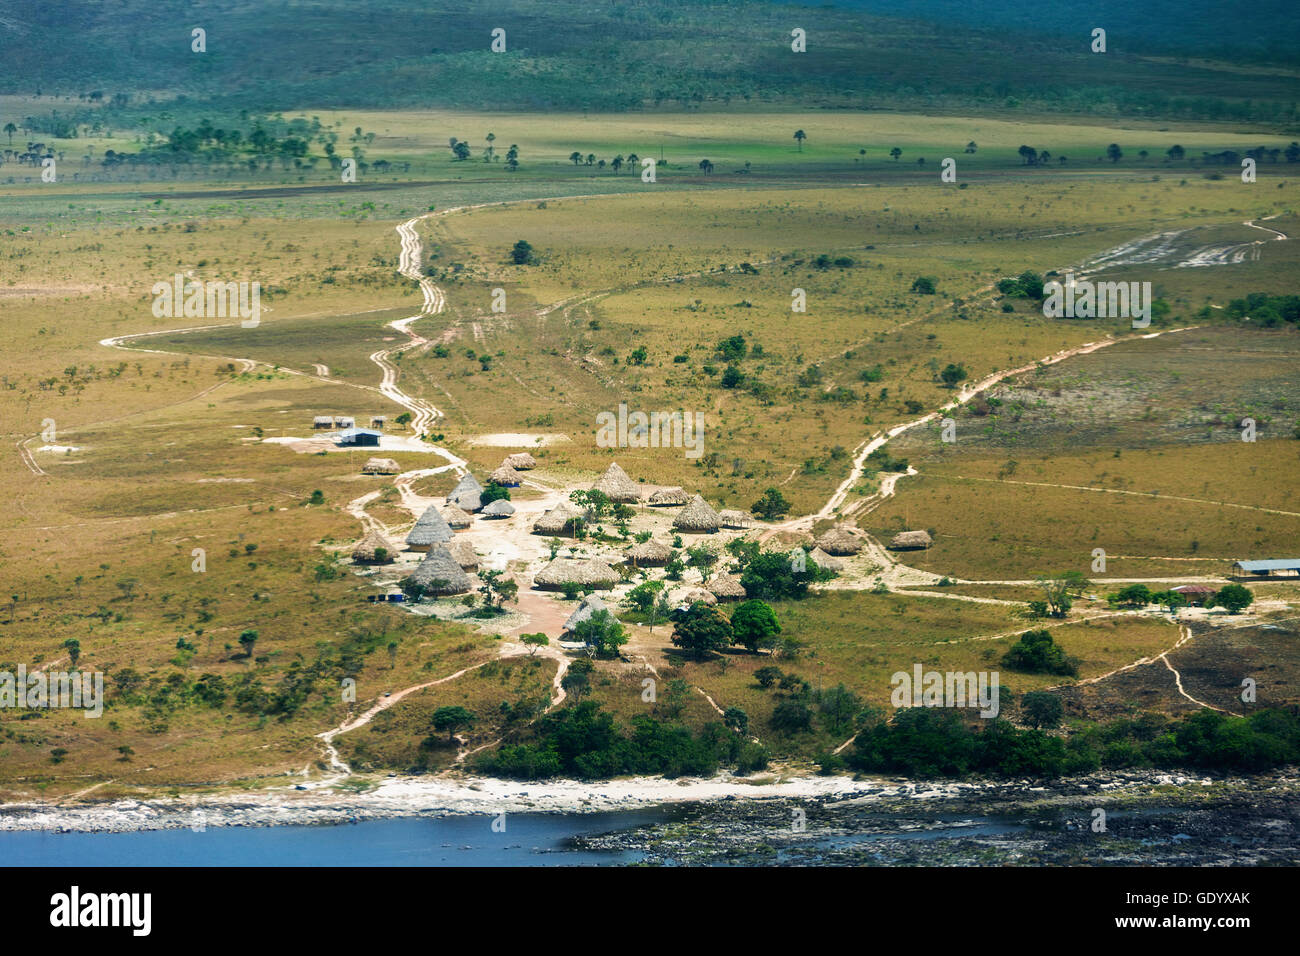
[{"left": 1002, "top": 629, "right": 1078, "bottom": 677}]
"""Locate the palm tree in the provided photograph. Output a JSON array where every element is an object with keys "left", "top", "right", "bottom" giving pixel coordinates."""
[
  {"left": 794, "top": 129, "right": 806, "bottom": 151},
  {"left": 3, "top": 123, "right": 15, "bottom": 146}
]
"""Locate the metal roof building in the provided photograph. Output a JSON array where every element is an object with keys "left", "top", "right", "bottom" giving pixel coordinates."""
[
  {"left": 336, "top": 427, "right": 382, "bottom": 447},
  {"left": 1234, "top": 559, "right": 1300, "bottom": 576}
]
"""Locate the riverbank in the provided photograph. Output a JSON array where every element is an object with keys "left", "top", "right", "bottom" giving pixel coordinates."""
[{"left": 3, "top": 767, "right": 1294, "bottom": 838}]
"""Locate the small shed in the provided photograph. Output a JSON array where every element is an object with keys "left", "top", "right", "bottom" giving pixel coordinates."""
[
  {"left": 336, "top": 428, "right": 382, "bottom": 447},
  {"left": 313, "top": 415, "right": 334, "bottom": 430},
  {"left": 334, "top": 416, "right": 356, "bottom": 428},
  {"left": 1172, "top": 585, "right": 1217, "bottom": 607},
  {"left": 370, "top": 416, "right": 387, "bottom": 429}
]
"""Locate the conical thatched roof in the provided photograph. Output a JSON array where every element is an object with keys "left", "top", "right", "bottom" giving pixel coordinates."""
[
  {"left": 668, "top": 586, "right": 717, "bottom": 608},
  {"left": 481, "top": 499, "right": 516, "bottom": 517},
  {"left": 362, "top": 457, "right": 400, "bottom": 475},
  {"left": 593, "top": 461, "right": 643, "bottom": 503},
  {"left": 405, "top": 505, "right": 455, "bottom": 549},
  {"left": 451, "top": 472, "right": 483, "bottom": 495},
  {"left": 447, "top": 537, "right": 479, "bottom": 570},
  {"left": 889, "top": 530, "right": 933, "bottom": 550},
  {"left": 352, "top": 529, "right": 397, "bottom": 563},
  {"left": 448, "top": 488, "right": 482, "bottom": 512},
  {"left": 648, "top": 486, "right": 689, "bottom": 506},
  {"left": 532, "top": 500, "right": 580, "bottom": 535},
  {"left": 408, "top": 543, "right": 474, "bottom": 595},
  {"left": 815, "top": 523, "right": 867, "bottom": 556},
  {"left": 441, "top": 504, "right": 473, "bottom": 529},
  {"left": 718, "top": 509, "right": 753, "bottom": 529},
  {"left": 534, "top": 557, "right": 620, "bottom": 590},
  {"left": 808, "top": 546, "right": 845, "bottom": 572},
  {"left": 625, "top": 538, "right": 673, "bottom": 567},
  {"left": 488, "top": 464, "right": 523, "bottom": 486},
  {"left": 673, "top": 495, "right": 721, "bottom": 533},
  {"left": 504, "top": 452, "right": 537, "bottom": 470},
  {"left": 562, "top": 594, "right": 609, "bottom": 633},
  {"left": 707, "top": 571, "right": 746, "bottom": 600}
]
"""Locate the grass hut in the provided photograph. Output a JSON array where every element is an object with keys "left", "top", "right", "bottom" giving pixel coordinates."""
[
  {"left": 489, "top": 463, "right": 524, "bottom": 487},
  {"left": 447, "top": 537, "right": 479, "bottom": 571},
  {"left": 668, "top": 586, "right": 718, "bottom": 609},
  {"left": 447, "top": 472, "right": 484, "bottom": 512},
  {"left": 816, "top": 523, "right": 867, "bottom": 556},
  {"left": 594, "top": 461, "right": 643, "bottom": 503},
  {"left": 624, "top": 538, "right": 673, "bottom": 567},
  {"left": 407, "top": 543, "right": 474, "bottom": 595},
  {"left": 673, "top": 495, "right": 722, "bottom": 534},
  {"left": 534, "top": 557, "right": 619, "bottom": 591},
  {"left": 313, "top": 415, "right": 334, "bottom": 430},
  {"left": 648, "top": 486, "right": 689, "bottom": 507},
  {"left": 504, "top": 452, "right": 537, "bottom": 470},
  {"left": 481, "top": 499, "right": 516, "bottom": 518},
  {"left": 889, "top": 530, "right": 933, "bottom": 551},
  {"left": 718, "top": 509, "right": 753, "bottom": 530},
  {"left": 707, "top": 571, "right": 747, "bottom": 601},
  {"left": 807, "top": 546, "right": 845, "bottom": 573},
  {"left": 352, "top": 530, "right": 397, "bottom": 564},
  {"left": 405, "top": 505, "right": 455, "bottom": 551},
  {"left": 533, "top": 500, "right": 580, "bottom": 536},
  {"left": 370, "top": 416, "right": 387, "bottom": 429},
  {"left": 334, "top": 415, "right": 355, "bottom": 428},
  {"left": 441, "top": 504, "right": 473, "bottom": 529},
  {"left": 362, "top": 457, "right": 400, "bottom": 476},
  {"left": 562, "top": 594, "right": 609, "bottom": 633}
]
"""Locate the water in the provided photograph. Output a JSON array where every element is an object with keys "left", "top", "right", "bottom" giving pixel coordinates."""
[{"left": 2, "top": 810, "right": 684, "bottom": 867}]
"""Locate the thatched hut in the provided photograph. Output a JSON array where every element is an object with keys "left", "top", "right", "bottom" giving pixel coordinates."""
[
  {"left": 593, "top": 462, "right": 643, "bottom": 503},
  {"left": 447, "top": 537, "right": 479, "bottom": 571},
  {"left": 352, "top": 530, "right": 397, "bottom": 564},
  {"left": 334, "top": 416, "right": 355, "bottom": 428},
  {"left": 481, "top": 499, "right": 516, "bottom": 518},
  {"left": 313, "top": 415, "right": 334, "bottom": 429},
  {"left": 488, "top": 464, "right": 523, "bottom": 487},
  {"left": 816, "top": 523, "right": 867, "bottom": 556},
  {"left": 668, "top": 586, "right": 718, "bottom": 609},
  {"left": 533, "top": 500, "right": 580, "bottom": 536},
  {"left": 889, "top": 530, "right": 933, "bottom": 551},
  {"left": 441, "top": 504, "right": 473, "bottom": 529},
  {"left": 624, "top": 538, "right": 673, "bottom": 567},
  {"left": 362, "top": 457, "right": 400, "bottom": 476},
  {"left": 405, "top": 506, "right": 455, "bottom": 550},
  {"left": 407, "top": 543, "right": 474, "bottom": 595},
  {"left": 648, "top": 487, "right": 689, "bottom": 507},
  {"left": 807, "top": 546, "right": 845, "bottom": 572},
  {"left": 718, "top": 509, "right": 753, "bottom": 530},
  {"left": 707, "top": 571, "right": 747, "bottom": 601},
  {"left": 504, "top": 452, "right": 537, "bottom": 470},
  {"left": 562, "top": 594, "right": 609, "bottom": 633},
  {"left": 370, "top": 416, "right": 387, "bottom": 429},
  {"left": 534, "top": 557, "right": 620, "bottom": 591},
  {"left": 673, "top": 495, "right": 722, "bottom": 533},
  {"left": 447, "top": 474, "right": 483, "bottom": 512}
]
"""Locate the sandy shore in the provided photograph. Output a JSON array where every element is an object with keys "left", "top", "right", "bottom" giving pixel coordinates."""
[{"left": 0, "top": 767, "right": 1227, "bottom": 833}]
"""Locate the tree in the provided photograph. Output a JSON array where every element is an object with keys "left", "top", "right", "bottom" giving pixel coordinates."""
[
  {"left": 793, "top": 129, "right": 806, "bottom": 151},
  {"left": 478, "top": 569, "right": 518, "bottom": 610},
  {"left": 574, "top": 609, "right": 628, "bottom": 658},
  {"left": 939, "top": 363, "right": 968, "bottom": 387},
  {"left": 1106, "top": 143, "right": 1123, "bottom": 163},
  {"left": 817, "top": 684, "right": 861, "bottom": 734},
  {"left": 1167, "top": 144, "right": 1185, "bottom": 161},
  {"left": 723, "top": 706, "right": 749, "bottom": 734},
  {"left": 965, "top": 141, "right": 977, "bottom": 154},
  {"left": 510, "top": 239, "right": 534, "bottom": 265},
  {"left": 754, "top": 665, "right": 783, "bottom": 688},
  {"left": 1214, "top": 584, "right": 1253, "bottom": 615},
  {"left": 1002, "top": 629, "right": 1077, "bottom": 677},
  {"left": 238, "top": 629, "right": 259, "bottom": 658},
  {"left": 720, "top": 363, "right": 744, "bottom": 388},
  {"left": 1151, "top": 590, "right": 1188, "bottom": 614},
  {"left": 910, "top": 276, "right": 936, "bottom": 295},
  {"left": 3, "top": 122, "right": 15, "bottom": 146},
  {"left": 569, "top": 151, "right": 582, "bottom": 165},
  {"left": 432, "top": 705, "right": 475, "bottom": 742},
  {"left": 771, "top": 700, "right": 813, "bottom": 734},
  {"left": 521, "top": 632, "right": 549, "bottom": 656},
  {"left": 671, "top": 602, "right": 732, "bottom": 660},
  {"left": 481, "top": 482, "right": 511, "bottom": 505},
  {"left": 561, "top": 658, "right": 593, "bottom": 699},
  {"left": 1034, "top": 571, "right": 1089, "bottom": 618},
  {"left": 889, "top": 147, "right": 902, "bottom": 162},
  {"left": 731, "top": 599, "right": 780, "bottom": 653},
  {"left": 63, "top": 638, "right": 81, "bottom": 667},
  {"left": 1113, "top": 583, "right": 1152, "bottom": 607},
  {"left": 1017, "top": 144, "right": 1037, "bottom": 165},
  {"left": 611, "top": 154, "right": 623, "bottom": 174},
  {"left": 698, "top": 159, "right": 713, "bottom": 174},
  {"left": 751, "top": 487, "right": 791, "bottom": 519},
  {"left": 1021, "top": 691, "right": 1064, "bottom": 729},
  {"left": 452, "top": 141, "right": 471, "bottom": 161}
]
